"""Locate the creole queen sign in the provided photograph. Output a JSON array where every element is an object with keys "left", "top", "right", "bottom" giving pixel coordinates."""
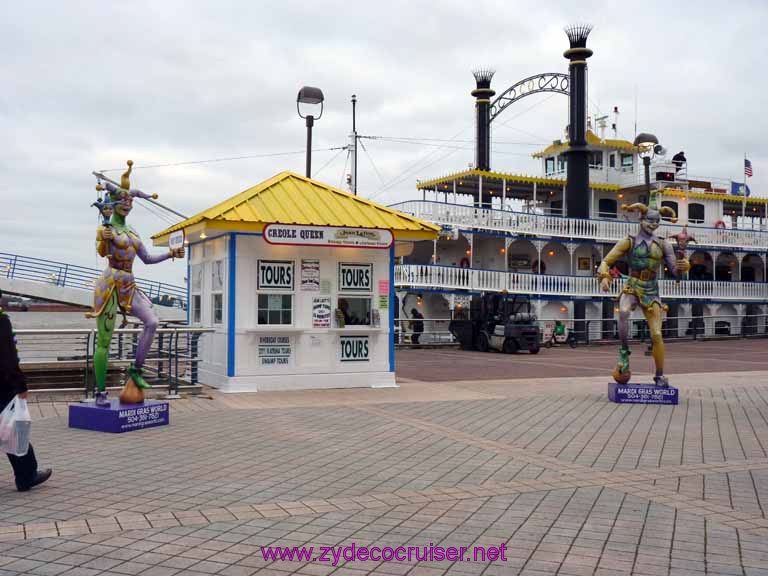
[{"left": 264, "top": 224, "right": 393, "bottom": 249}]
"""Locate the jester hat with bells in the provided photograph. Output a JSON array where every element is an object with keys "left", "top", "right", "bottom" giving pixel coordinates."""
[
  {"left": 96, "top": 160, "right": 134, "bottom": 205},
  {"left": 621, "top": 189, "right": 678, "bottom": 224}
]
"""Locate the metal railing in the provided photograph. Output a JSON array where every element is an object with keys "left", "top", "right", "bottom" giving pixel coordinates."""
[
  {"left": 540, "top": 312, "right": 768, "bottom": 345},
  {"left": 390, "top": 200, "right": 768, "bottom": 250},
  {"left": 395, "top": 317, "right": 455, "bottom": 346},
  {"left": 394, "top": 311, "right": 768, "bottom": 349},
  {"left": 0, "top": 252, "right": 187, "bottom": 308},
  {"left": 396, "top": 264, "right": 768, "bottom": 302},
  {"left": 15, "top": 325, "right": 213, "bottom": 397}
]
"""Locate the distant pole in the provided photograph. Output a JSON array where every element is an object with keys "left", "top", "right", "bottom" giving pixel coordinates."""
[
  {"left": 742, "top": 152, "right": 747, "bottom": 223},
  {"left": 352, "top": 94, "right": 358, "bottom": 196}
]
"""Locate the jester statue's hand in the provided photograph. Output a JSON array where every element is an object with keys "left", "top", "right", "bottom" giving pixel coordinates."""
[
  {"left": 170, "top": 247, "right": 185, "bottom": 259},
  {"left": 98, "top": 226, "right": 114, "bottom": 241},
  {"left": 677, "top": 259, "right": 690, "bottom": 274},
  {"left": 600, "top": 276, "right": 612, "bottom": 292}
]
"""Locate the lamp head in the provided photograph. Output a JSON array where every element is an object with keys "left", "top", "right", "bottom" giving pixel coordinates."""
[
  {"left": 297, "top": 86, "right": 324, "bottom": 120},
  {"left": 633, "top": 132, "right": 659, "bottom": 158}
]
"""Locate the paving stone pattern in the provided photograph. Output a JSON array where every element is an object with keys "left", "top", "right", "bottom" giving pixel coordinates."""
[{"left": 3, "top": 369, "right": 768, "bottom": 574}]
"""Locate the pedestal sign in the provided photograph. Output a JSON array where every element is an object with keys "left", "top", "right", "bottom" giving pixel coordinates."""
[
  {"left": 608, "top": 383, "right": 679, "bottom": 405},
  {"left": 69, "top": 400, "right": 170, "bottom": 433}
]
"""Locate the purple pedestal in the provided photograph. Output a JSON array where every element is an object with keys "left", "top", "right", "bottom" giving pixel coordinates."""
[
  {"left": 69, "top": 399, "right": 170, "bottom": 433},
  {"left": 608, "top": 383, "right": 679, "bottom": 405}
]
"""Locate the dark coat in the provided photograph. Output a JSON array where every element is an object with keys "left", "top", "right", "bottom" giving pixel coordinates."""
[
  {"left": 0, "top": 313, "right": 27, "bottom": 409},
  {"left": 410, "top": 311, "right": 425, "bottom": 333}
]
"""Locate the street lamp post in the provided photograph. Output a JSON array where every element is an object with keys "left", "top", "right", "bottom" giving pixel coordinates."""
[
  {"left": 633, "top": 132, "right": 660, "bottom": 195},
  {"left": 297, "top": 86, "right": 324, "bottom": 178}
]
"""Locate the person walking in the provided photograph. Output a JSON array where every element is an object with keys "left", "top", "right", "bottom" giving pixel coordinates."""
[
  {"left": 0, "top": 291, "right": 52, "bottom": 492},
  {"left": 409, "top": 308, "right": 425, "bottom": 346}
]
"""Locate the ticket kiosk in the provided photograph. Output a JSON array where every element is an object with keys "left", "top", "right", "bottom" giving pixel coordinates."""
[{"left": 152, "top": 171, "right": 439, "bottom": 392}]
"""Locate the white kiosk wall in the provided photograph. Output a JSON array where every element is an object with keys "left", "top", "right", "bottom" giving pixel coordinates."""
[
  {"left": 194, "top": 232, "right": 394, "bottom": 392},
  {"left": 188, "top": 237, "right": 229, "bottom": 386}
]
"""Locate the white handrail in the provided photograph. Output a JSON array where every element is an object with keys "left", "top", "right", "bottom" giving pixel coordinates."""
[
  {"left": 395, "top": 264, "right": 768, "bottom": 301},
  {"left": 391, "top": 200, "right": 768, "bottom": 251}
]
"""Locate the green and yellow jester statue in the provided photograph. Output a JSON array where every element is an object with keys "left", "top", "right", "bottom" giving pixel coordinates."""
[
  {"left": 597, "top": 189, "right": 690, "bottom": 387},
  {"left": 88, "top": 161, "right": 184, "bottom": 406}
]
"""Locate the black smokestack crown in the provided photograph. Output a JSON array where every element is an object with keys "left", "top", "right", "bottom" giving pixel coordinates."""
[{"left": 564, "top": 24, "right": 593, "bottom": 48}]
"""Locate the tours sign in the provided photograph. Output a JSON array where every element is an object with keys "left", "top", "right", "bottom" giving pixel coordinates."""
[
  {"left": 257, "top": 260, "right": 294, "bottom": 290},
  {"left": 340, "top": 335, "right": 370, "bottom": 362},
  {"left": 339, "top": 263, "right": 372, "bottom": 293},
  {"left": 264, "top": 224, "right": 393, "bottom": 249}
]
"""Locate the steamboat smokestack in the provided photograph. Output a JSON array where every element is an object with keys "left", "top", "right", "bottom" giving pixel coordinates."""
[
  {"left": 563, "top": 24, "right": 593, "bottom": 219},
  {"left": 472, "top": 68, "right": 495, "bottom": 172}
]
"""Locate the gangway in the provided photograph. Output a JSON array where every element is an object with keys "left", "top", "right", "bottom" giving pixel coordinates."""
[{"left": 0, "top": 252, "right": 187, "bottom": 320}]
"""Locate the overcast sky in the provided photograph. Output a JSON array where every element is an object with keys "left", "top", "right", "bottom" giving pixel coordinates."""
[{"left": 2, "top": 1, "right": 765, "bottom": 285}]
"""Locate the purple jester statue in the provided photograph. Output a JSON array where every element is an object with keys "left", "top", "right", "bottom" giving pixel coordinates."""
[{"left": 88, "top": 161, "right": 184, "bottom": 406}]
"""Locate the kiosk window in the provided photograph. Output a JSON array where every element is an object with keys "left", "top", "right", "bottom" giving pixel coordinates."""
[
  {"left": 338, "top": 297, "right": 371, "bottom": 326},
  {"left": 211, "top": 259, "right": 225, "bottom": 325},
  {"left": 191, "top": 295, "right": 201, "bottom": 324},
  {"left": 190, "top": 264, "right": 203, "bottom": 323},
  {"left": 258, "top": 294, "right": 293, "bottom": 325},
  {"left": 212, "top": 293, "right": 223, "bottom": 325}
]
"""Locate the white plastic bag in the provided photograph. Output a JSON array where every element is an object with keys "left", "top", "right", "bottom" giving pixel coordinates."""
[{"left": 0, "top": 396, "right": 31, "bottom": 457}]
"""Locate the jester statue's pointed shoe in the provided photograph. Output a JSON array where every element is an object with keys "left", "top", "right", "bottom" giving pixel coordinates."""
[
  {"left": 119, "top": 377, "right": 145, "bottom": 404},
  {"left": 612, "top": 347, "right": 632, "bottom": 384},
  {"left": 653, "top": 374, "right": 670, "bottom": 388},
  {"left": 95, "top": 391, "right": 110, "bottom": 407},
  {"left": 119, "top": 364, "right": 149, "bottom": 404}
]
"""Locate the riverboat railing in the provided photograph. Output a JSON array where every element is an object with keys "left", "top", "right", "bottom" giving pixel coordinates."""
[
  {"left": 393, "top": 313, "right": 768, "bottom": 347},
  {"left": 395, "top": 264, "right": 768, "bottom": 302},
  {"left": 390, "top": 200, "right": 768, "bottom": 251}
]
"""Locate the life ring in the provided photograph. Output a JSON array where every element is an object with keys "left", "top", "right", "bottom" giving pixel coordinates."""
[
  {"left": 460, "top": 257, "right": 470, "bottom": 268},
  {"left": 714, "top": 219, "right": 726, "bottom": 230}
]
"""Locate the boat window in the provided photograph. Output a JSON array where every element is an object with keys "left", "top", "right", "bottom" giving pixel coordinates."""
[
  {"left": 598, "top": 198, "right": 617, "bottom": 219},
  {"left": 661, "top": 201, "right": 678, "bottom": 221},
  {"left": 545, "top": 157, "right": 555, "bottom": 175},
  {"left": 689, "top": 203, "right": 705, "bottom": 224},
  {"left": 620, "top": 154, "right": 633, "bottom": 170}
]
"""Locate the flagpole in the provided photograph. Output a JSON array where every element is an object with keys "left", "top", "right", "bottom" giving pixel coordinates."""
[{"left": 742, "top": 152, "right": 747, "bottom": 225}]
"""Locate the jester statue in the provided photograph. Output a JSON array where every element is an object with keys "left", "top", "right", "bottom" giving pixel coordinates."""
[
  {"left": 88, "top": 161, "right": 184, "bottom": 406},
  {"left": 597, "top": 190, "right": 690, "bottom": 387}
]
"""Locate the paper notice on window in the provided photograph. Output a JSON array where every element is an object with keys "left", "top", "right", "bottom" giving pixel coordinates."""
[
  {"left": 301, "top": 259, "right": 320, "bottom": 291},
  {"left": 312, "top": 297, "right": 332, "bottom": 328}
]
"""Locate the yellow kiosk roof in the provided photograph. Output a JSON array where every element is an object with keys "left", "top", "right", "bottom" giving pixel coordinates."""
[{"left": 153, "top": 171, "right": 440, "bottom": 244}]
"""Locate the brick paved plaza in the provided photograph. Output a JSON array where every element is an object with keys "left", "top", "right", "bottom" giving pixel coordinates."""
[{"left": 3, "top": 342, "right": 768, "bottom": 575}]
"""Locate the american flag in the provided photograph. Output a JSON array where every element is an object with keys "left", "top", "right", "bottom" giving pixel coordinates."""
[{"left": 745, "top": 158, "right": 753, "bottom": 177}]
